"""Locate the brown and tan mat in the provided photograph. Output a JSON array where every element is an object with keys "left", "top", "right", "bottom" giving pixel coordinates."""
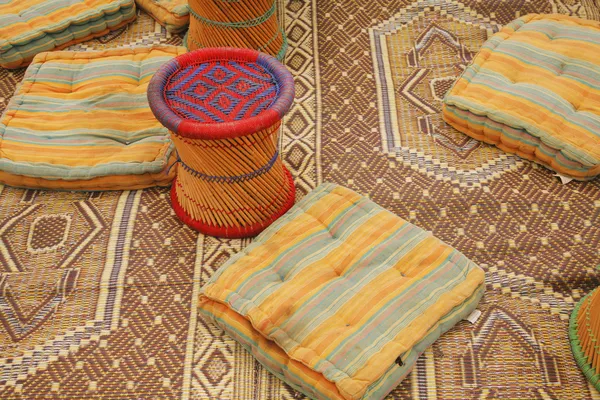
[{"left": 0, "top": 2, "right": 599, "bottom": 399}]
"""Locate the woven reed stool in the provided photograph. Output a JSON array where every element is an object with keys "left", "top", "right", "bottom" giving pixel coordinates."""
[
  {"left": 186, "top": 0, "right": 287, "bottom": 61},
  {"left": 570, "top": 286, "right": 600, "bottom": 391},
  {"left": 148, "top": 48, "right": 296, "bottom": 238}
]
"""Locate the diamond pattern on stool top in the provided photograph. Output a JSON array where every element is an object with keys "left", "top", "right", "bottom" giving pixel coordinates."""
[{"left": 164, "top": 60, "right": 279, "bottom": 123}]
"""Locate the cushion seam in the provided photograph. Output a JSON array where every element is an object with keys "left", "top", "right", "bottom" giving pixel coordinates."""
[
  {"left": 446, "top": 14, "right": 600, "bottom": 166},
  {"left": 0, "top": 47, "right": 181, "bottom": 178},
  {"left": 0, "top": 0, "right": 134, "bottom": 51}
]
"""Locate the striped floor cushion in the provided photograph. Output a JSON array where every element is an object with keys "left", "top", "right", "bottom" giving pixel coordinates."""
[
  {"left": 443, "top": 14, "right": 600, "bottom": 181},
  {"left": 0, "top": 0, "right": 137, "bottom": 69},
  {"left": 199, "top": 183, "right": 486, "bottom": 400},
  {"left": 135, "top": 0, "right": 188, "bottom": 33},
  {"left": 0, "top": 46, "right": 185, "bottom": 191}
]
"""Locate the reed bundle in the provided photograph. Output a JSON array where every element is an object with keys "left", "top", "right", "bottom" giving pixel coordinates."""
[
  {"left": 570, "top": 286, "right": 600, "bottom": 391},
  {"left": 187, "top": 0, "right": 286, "bottom": 60},
  {"left": 148, "top": 48, "right": 296, "bottom": 238}
]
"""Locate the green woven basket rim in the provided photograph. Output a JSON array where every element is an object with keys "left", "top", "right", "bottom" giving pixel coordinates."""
[{"left": 569, "top": 287, "right": 600, "bottom": 393}]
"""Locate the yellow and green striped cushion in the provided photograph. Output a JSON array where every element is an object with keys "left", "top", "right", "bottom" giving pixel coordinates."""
[
  {"left": 0, "top": 46, "right": 185, "bottom": 191},
  {"left": 135, "top": 0, "right": 189, "bottom": 33},
  {"left": 0, "top": 0, "right": 137, "bottom": 69},
  {"left": 199, "top": 183, "right": 485, "bottom": 400},
  {"left": 443, "top": 14, "right": 600, "bottom": 180}
]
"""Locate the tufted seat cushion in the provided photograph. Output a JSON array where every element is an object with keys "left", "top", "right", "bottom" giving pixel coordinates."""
[
  {"left": 134, "top": 0, "right": 189, "bottom": 33},
  {"left": 443, "top": 14, "right": 600, "bottom": 180},
  {"left": 0, "top": 0, "right": 137, "bottom": 69},
  {"left": 0, "top": 46, "right": 185, "bottom": 191},
  {"left": 199, "top": 183, "right": 485, "bottom": 400}
]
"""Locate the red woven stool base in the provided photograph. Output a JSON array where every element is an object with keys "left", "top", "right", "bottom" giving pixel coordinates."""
[{"left": 170, "top": 167, "right": 296, "bottom": 238}]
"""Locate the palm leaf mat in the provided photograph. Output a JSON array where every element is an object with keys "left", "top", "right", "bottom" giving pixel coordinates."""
[{"left": 0, "top": 1, "right": 599, "bottom": 399}]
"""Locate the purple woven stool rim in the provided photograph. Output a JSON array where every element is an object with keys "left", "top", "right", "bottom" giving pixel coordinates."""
[{"left": 147, "top": 47, "right": 295, "bottom": 140}]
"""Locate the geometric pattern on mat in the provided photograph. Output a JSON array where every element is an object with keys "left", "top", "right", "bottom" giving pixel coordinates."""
[
  {"left": 278, "top": 0, "right": 320, "bottom": 196},
  {"left": 0, "top": 189, "right": 137, "bottom": 387},
  {"left": 188, "top": 235, "right": 248, "bottom": 399},
  {"left": 0, "top": 68, "right": 24, "bottom": 119},
  {"left": 0, "top": 1, "right": 599, "bottom": 400},
  {"left": 0, "top": 186, "right": 200, "bottom": 398},
  {"left": 370, "top": 0, "right": 523, "bottom": 186}
]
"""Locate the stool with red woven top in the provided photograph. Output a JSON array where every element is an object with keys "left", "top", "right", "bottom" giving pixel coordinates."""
[{"left": 147, "top": 48, "right": 295, "bottom": 238}]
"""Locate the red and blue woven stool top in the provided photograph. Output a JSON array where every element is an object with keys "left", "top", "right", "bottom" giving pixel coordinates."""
[{"left": 148, "top": 47, "right": 295, "bottom": 139}]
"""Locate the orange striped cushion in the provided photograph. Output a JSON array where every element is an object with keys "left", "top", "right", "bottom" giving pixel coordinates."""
[
  {"left": 0, "top": 0, "right": 137, "bottom": 69},
  {"left": 135, "top": 0, "right": 189, "bottom": 33},
  {"left": 199, "top": 183, "right": 485, "bottom": 400},
  {"left": 443, "top": 14, "right": 600, "bottom": 180},
  {"left": 0, "top": 46, "right": 185, "bottom": 191}
]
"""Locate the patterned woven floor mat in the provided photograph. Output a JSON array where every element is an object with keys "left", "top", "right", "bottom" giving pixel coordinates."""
[{"left": 0, "top": 2, "right": 599, "bottom": 399}]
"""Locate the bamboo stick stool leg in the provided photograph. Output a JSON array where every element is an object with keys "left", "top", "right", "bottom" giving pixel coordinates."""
[{"left": 187, "top": 0, "right": 287, "bottom": 61}]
